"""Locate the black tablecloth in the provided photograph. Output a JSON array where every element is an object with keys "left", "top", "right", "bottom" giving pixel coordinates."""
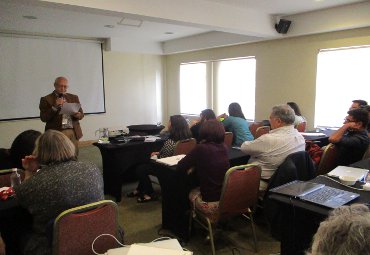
[
  {"left": 153, "top": 148, "right": 250, "bottom": 241},
  {"left": 0, "top": 198, "right": 32, "bottom": 255},
  {"left": 268, "top": 175, "right": 370, "bottom": 255},
  {"left": 94, "top": 139, "right": 165, "bottom": 202}
]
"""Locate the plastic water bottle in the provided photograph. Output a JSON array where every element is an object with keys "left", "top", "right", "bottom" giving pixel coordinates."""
[{"left": 10, "top": 168, "right": 21, "bottom": 188}]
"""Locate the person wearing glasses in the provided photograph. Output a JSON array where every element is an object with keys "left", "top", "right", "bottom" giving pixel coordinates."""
[
  {"left": 329, "top": 108, "right": 369, "bottom": 166},
  {"left": 39, "top": 76, "right": 84, "bottom": 154}
]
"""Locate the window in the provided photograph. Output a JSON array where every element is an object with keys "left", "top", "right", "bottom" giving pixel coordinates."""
[
  {"left": 215, "top": 58, "right": 256, "bottom": 120},
  {"left": 180, "top": 62, "right": 207, "bottom": 115},
  {"left": 180, "top": 57, "right": 256, "bottom": 119},
  {"left": 315, "top": 46, "right": 370, "bottom": 127}
]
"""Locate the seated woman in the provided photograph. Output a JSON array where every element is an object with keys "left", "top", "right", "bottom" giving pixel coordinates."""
[
  {"left": 177, "top": 120, "right": 230, "bottom": 219},
  {"left": 14, "top": 130, "right": 104, "bottom": 255},
  {"left": 0, "top": 129, "right": 41, "bottom": 170},
  {"left": 309, "top": 204, "right": 370, "bottom": 255},
  {"left": 287, "top": 102, "right": 306, "bottom": 127},
  {"left": 190, "top": 109, "right": 216, "bottom": 142},
  {"left": 218, "top": 102, "right": 253, "bottom": 146},
  {"left": 128, "top": 115, "right": 192, "bottom": 203}
]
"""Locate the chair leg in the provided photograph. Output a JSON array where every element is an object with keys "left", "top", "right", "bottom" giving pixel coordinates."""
[
  {"left": 243, "top": 211, "right": 258, "bottom": 253},
  {"left": 206, "top": 218, "right": 216, "bottom": 255},
  {"left": 188, "top": 210, "right": 193, "bottom": 238},
  {"left": 249, "top": 212, "right": 258, "bottom": 253}
]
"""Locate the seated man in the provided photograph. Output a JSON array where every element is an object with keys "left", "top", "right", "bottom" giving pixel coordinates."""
[
  {"left": 241, "top": 104, "right": 305, "bottom": 190},
  {"left": 349, "top": 99, "right": 367, "bottom": 110},
  {"left": 329, "top": 108, "right": 369, "bottom": 166}
]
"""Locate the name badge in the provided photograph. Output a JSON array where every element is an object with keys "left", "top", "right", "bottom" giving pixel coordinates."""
[{"left": 62, "top": 116, "right": 68, "bottom": 125}]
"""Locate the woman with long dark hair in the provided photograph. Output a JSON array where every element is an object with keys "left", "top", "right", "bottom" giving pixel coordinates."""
[
  {"left": 190, "top": 109, "right": 216, "bottom": 142},
  {"left": 287, "top": 102, "right": 306, "bottom": 126},
  {"left": 128, "top": 115, "right": 192, "bottom": 202},
  {"left": 218, "top": 102, "right": 253, "bottom": 146}
]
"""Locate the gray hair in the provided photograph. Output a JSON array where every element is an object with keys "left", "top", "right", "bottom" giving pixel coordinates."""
[
  {"left": 309, "top": 204, "right": 370, "bottom": 255},
  {"left": 33, "top": 130, "right": 76, "bottom": 165},
  {"left": 271, "top": 104, "right": 295, "bottom": 125}
]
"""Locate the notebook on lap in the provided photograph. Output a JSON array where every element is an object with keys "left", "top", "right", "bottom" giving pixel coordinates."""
[{"left": 269, "top": 180, "right": 360, "bottom": 209}]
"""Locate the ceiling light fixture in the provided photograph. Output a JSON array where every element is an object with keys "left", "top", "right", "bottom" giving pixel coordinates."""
[
  {"left": 104, "top": 25, "right": 115, "bottom": 28},
  {"left": 22, "top": 15, "right": 37, "bottom": 20},
  {"left": 165, "top": 32, "right": 174, "bottom": 35},
  {"left": 117, "top": 17, "right": 143, "bottom": 27}
]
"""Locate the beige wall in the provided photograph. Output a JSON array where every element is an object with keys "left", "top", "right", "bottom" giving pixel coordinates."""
[
  {"left": 0, "top": 51, "right": 164, "bottom": 148},
  {"left": 2, "top": 27, "right": 370, "bottom": 148},
  {"left": 165, "top": 27, "right": 370, "bottom": 130}
]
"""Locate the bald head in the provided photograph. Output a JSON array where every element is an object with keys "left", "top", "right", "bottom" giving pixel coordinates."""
[{"left": 54, "top": 76, "right": 68, "bottom": 95}]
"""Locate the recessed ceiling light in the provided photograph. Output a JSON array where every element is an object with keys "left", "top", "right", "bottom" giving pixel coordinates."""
[
  {"left": 165, "top": 32, "right": 174, "bottom": 35},
  {"left": 104, "top": 25, "right": 115, "bottom": 28},
  {"left": 22, "top": 15, "right": 37, "bottom": 20},
  {"left": 117, "top": 18, "right": 142, "bottom": 27}
]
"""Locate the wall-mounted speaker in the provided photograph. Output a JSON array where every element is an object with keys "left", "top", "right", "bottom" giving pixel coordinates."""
[{"left": 275, "top": 19, "right": 292, "bottom": 34}]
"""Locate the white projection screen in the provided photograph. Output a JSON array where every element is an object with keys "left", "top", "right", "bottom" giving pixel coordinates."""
[{"left": 0, "top": 35, "right": 105, "bottom": 121}]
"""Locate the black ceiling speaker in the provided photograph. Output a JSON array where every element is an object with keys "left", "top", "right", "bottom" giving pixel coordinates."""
[{"left": 275, "top": 19, "right": 292, "bottom": 34}]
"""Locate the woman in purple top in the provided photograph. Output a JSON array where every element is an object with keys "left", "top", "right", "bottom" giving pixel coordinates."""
[{"left": 177, "top": 120, "right": 230, "bottom": 218}]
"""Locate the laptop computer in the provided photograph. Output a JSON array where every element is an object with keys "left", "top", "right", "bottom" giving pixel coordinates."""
[
  {"left": 270, "top": 180, "right": 360, "bottom": 209},
  {"left": 327, "top": 166, "right": 369, "bottom": 182}
]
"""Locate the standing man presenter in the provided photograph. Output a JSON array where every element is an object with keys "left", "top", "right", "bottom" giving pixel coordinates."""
[{"left": 39, "top": 76, "right": 84, "bottom": 154}]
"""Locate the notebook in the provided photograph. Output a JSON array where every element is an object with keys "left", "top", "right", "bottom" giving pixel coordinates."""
[
  {"left": 327, "top": 166, "right": 369, "bottom": 181},
  {"left": 270, "top": 180, "right": 360, "bottom": 209},
  {"left": 155, "top": 154, "right": 186, "bottom": 166},
  {"left": 107, "top": 239, "right": 192, "bottom": 255}
]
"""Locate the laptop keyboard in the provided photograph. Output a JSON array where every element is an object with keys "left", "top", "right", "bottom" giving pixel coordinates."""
[{"left": 303, "top": 186, "right": 347, "bottom": 203}]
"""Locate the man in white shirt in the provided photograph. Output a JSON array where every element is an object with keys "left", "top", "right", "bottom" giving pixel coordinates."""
[{"left": 241, "top": 104, "right": 305, "bottom": 190}]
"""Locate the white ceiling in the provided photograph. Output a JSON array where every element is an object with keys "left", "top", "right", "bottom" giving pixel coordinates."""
[{"left": 0, "top": 0, "right": 369, "bottom": 54}]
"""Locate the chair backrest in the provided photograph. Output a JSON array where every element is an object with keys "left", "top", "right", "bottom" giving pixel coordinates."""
[
  {"left": 316, "top": 143, "right": 340, "bottom": 176},
  {"left": 218, "top": 164, "right": 261, "bottom": 218},
  {"left": 363, "top": 144, "right": 370, "bottom": 159},
  {"left": 174, "top": 138, "right": 196, "bottom": 155},
  {"left": 295, "top": 121, "right": 306, "bottom": 132},
  {"left": 255, "top": 126, "right": 270, "bottom": 139},
  {"left": 267, "top": 151, "right": 316, "bottom": 191},
  {"left": 0, "top": 169, "right": 12, "bottom": 187},
  {"left": 249, "top": 122, "right": 263, "bottom": 138},
  {"left": 224, "top": 132, "right": 233, "bottom": 147},
  {"left": 0, "top": 169, "right": 25, "bottom": 187},
  {"left": 52, "top": 200, "right": 121, "bottom": 255}
]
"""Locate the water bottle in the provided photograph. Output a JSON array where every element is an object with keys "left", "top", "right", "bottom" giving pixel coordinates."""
[{"left": 10, "top": 168, "right": 21, "bottom": 188}]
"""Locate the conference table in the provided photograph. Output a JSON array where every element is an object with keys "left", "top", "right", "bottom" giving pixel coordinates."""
[
  {"left": 152, "top": 148, "right": 250, "bottom": 242},
  {"left": 0, "top": 197, "right": 32, "bottom": 255},
  {"left": 300, "top": 128, "right": 336, "bottom": 147},
  {"left": 94, "top": 137, "right": 165, "bottom": 202},
  {"left": 267, "top": 174, "right": 370, "bottom": 255}
]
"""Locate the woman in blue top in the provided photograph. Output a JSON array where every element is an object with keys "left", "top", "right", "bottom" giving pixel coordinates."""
[{"left": 219, "top": 102, "right": 254, "bottom": 146}]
